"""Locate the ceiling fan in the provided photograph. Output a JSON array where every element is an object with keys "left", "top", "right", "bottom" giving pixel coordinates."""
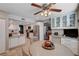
[{"left": 31, "top": 3, "right": 62, "bottom": 15}]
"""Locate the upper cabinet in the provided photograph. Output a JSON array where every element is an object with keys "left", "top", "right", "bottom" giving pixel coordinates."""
[
  {"left": 52, "top": 18, "right": 55, "bottom": 27},
  {"left": 51, "top": 11, "right": 77, "bottom": 29},
  {"left": 62, "top": 15, "right": 67, "bottom": 27},
  {"left": 69, "top": 13, "right": 76, "bottom": 27},
  {"left": 56, "top": 17, "right": 60, "bottom": 27}
]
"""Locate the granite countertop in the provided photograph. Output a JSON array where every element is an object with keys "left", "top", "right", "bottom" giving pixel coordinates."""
[
  {"left": 52, "top": 35, "right": 62, "bottom": 37},
  {"left": 9, "top": 34, "right": 25, "bottom": 39}
]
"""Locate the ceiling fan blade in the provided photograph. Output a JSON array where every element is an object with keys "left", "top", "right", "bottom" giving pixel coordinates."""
[
  {"left": 34, "top": 11, "right": 42, "bottom": 15},
  {"left": 46, "top": 3, "right": 52, "bottom": 9},
  {"left": 50, "top": 9, "right": 62, "bottom": 12},
  {"left": 34, "top": 10, "right": 42, "bottom": 15},
  {"left": 48, "top": 3, "right": 56, "bottom": 7},
  {"left": 31, "top": 3, "right": 42, "bottom": 8}
]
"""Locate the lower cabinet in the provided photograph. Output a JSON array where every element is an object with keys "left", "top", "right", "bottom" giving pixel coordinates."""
[
  {"left": 9, "top": 36, "right": 25, "bottom": 48},
  {"left": 61, "top": 37, "right": 79, "bottom": 55},
  {"left": 9, "top": 38, "right": 18, "bottom": 48}
]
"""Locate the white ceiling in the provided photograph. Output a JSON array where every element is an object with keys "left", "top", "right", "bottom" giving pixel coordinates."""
[{"left": 0, "top": 3, "right": 78, "bottom": 21}]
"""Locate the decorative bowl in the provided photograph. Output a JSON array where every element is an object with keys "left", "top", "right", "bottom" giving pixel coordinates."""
[{"left": 42, "top": 40, "right": 55, "bottom": 50}]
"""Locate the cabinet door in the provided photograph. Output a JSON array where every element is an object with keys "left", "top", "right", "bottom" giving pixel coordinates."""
[
  {"left": 56, "top": 17, "right": 60, "bottom": 27},
  {"left": 19, "top": 36, "right": 25, "bottom": 45},
  {"left": 9, "top": 38, "right": 18, "bottom": 48},
  {"left": 62, "top": 16, "right": 67, "bottom": 27},
  {"left": 69, "top": 13, "right": 75, "bottom": 27},
  {"left": 0, "top": 20, "right": 6, "bottom": 53},
  {"left": 51, "top": 18, "right": 55, "bottom": 27}
]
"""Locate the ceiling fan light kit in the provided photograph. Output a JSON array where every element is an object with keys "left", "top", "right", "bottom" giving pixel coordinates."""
[
  {"left": 40, "top": 10, "right": 51, "bottom": 16},
  {"left": 44, "top": 14, "right": 48, "bottom": 16},
  {"left": 40, "top": 12, "right": 44, "bottom": 16},
  {"left": 48, "top": 11, "right": 51, "bottom": 15}
]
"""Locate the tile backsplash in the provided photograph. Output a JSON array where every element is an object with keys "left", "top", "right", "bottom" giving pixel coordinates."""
[{"left": 52, "top": 29, "right": 64, "bottom": 36}]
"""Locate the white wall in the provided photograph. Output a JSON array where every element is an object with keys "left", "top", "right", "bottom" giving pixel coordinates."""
[
  {"left": 8, "top": 14, "right": 24, "bottom": 21},
  {"left": 8, "top": 14, "right": 36, "bottom": 25},
  {"left": 0, "top": 10, "right": 8, "bottom": 19},
  {"left": 8, "top": 14, "right": 27, "bottom": 25}
]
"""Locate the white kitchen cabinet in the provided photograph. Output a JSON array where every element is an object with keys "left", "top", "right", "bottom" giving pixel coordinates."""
[
  {"left": 51, "top": 11, "right": 77, "bottom": 29},
  {"left": 9, "top": 37, "right": 18, "bottom": 48},
  {"left": 9, "top": 36, "right": 25, "bottom": 48},
  {"left": 51, "top": 18, "right": 55, "bottom": 27},
  {"left": 62, "top": 15, "right": 67, "bottom": 27},
  {"left": 56, "top": 17, "right": 60, "bottom": 27},
  {"left": 0, "top": 19, "right": 6, "bottom": 53},
  {"left": 19, "top": 36, "right": 25, "bottom": 45},
  {"left": 61, "top": 37, "right": 79, "bottom": 55}
]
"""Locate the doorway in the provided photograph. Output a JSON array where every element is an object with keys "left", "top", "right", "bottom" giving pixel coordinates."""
[{"left": 33, "top": 25, "right": 39, "bottom": 40}]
